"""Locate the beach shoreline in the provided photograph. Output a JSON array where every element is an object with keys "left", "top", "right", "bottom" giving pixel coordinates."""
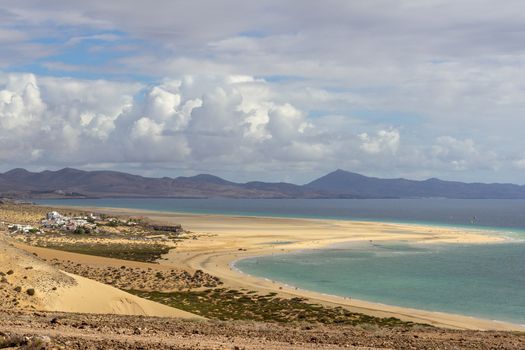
[
  {"left": 33, "top": 204, "right": 525, "bottom": 331},
  {"left": 34, "top": 200, "right": 525, "bottom": 239}
]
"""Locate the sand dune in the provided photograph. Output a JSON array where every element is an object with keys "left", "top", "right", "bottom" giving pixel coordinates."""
[
  {"left": 0, "top": 234, "right": 201, "bottom": 319},
  {"left": 45, "top": 272, "right": 199, "bottom": 318}
]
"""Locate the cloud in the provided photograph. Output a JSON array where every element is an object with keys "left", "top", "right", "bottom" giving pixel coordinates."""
[
  {"left": 359, "top": 129, "right": 400, "bottom": 155},
  {"left": 0, "top": 73, "right": 138, "bottom": 162},
  {"left": 2, "top": 2, "right": 525, "bottom": 182},
  {"left": 515, "top": 160, "right": 525, "bottom": 170},
  {"left": 65, "top": 33, "right": 121, "bottom": 46},
  {"left": 429, "top": 136, "right": 502, "bottom": 172},
  {"left": 0, "top": 73, "right": 339, "bottom": 173},
  {"left": 267, "top": 104, "right": 309, "bottom": 141},
  {"left": 0, "top": 71, "right": 523, "bottom": 183},
  {"left": 432, "top": 137, "right": 477, "bottom": 159}
]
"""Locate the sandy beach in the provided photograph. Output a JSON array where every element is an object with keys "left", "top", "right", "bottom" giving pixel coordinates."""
[{"left": 46, "top": 205, "right": 525, "bottom": 332}]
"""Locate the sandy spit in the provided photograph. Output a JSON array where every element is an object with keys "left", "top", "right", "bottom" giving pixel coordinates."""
[{"left": 49, "top": 206, "right": 525, "bottom": 332}]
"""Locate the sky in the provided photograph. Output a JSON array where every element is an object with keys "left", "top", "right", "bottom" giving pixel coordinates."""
[{"left": 1, "top": 1, "right": 525, "bottom": 184}]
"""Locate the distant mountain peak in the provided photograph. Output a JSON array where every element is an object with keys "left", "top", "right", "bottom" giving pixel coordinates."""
[
  {"left": 330, "top": 169, "right": 353, "bottom": 175},
  {"left": 309, "top": 169, "right": 368, "bottom": 184},
  {"left": 306, "top": 169, "right": 525, "bottom": 199},
  {"left": 1, "top": 167, "right": 524, "bottom": 199},
  {"left": 329, "top": 169, "right": 367, "bottom": 176},
  {"left": 193, "top": 174, "right": 227, "bottom": 181},
  {"left": 56, "top": 167, "right": 86, "bottom": 174},
  {"left": 2, "top": 168, "right": 33, "bottom": 178},
  {"left": 176, "top": 173, "right": 236, "bottom": 185},
  {"left": 4, "top": 168, "right": 31, "bottom": 174}
]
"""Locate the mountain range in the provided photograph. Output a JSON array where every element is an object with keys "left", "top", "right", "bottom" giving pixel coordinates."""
[{"left": 1, "top": 168, "right": 524, "bottom": 199}]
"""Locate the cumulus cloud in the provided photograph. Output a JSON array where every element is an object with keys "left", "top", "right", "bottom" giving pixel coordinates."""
[
  {"left": 432, "top": 137, "right": 476, "bottom": 159},
  {"left": 429, "top": 136, "right": 502, "bottom": 172},
  {"left": 359, "top": 129, "right": 400, "bottom": 155},
  {"left": 0, "top": 71, "right": 522, "bottom": 183},
  {"left": 0, "top": 73, "right": 138, "bottom": 162},
  {"left": 267, "top": 104, "right": 309, "bottom": 141},
  {"left": 0, "top": 73, "right": 340, "bottom": 174},
  {"left": 0, "top": 74, "right": 45, "bottom": 130}
]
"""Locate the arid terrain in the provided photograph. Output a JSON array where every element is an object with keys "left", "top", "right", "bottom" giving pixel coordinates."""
[
  {"left": 2, "top": 309, "right": 525, "bottom": 350},
  {"left": 1, "top": 203, "right": 524, "bottom": 349}
]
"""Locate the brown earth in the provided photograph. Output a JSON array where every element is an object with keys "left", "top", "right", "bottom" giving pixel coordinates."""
[
  {"left": 1, "top": 309, "right": 525, "bottom": 350},
  {"left": 48, "top": 257, "right": 222, "bottom": 291}
]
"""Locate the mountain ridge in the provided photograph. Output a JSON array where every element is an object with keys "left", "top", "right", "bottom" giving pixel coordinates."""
[{"left": 1, "top": 168, "right": 524, "bottom": 199}]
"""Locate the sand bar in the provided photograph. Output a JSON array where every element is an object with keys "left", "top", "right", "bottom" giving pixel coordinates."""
[{"left": 38, "top": 205, "right": 525, "bottom": 331}]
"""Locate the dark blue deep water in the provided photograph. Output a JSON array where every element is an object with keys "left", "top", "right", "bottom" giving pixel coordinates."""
[{"left": 35, "top": 198, "right": 525, "bottom": 232}]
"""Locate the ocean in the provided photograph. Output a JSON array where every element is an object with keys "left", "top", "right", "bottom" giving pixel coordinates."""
[
  {"left": 36, "top": 198, "right": 525, "bottom": 324},
  {"left": 34, "top": 198, "right": 525, "bottom": 232}
]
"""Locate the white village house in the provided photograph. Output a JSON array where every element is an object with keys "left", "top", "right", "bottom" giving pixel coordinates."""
[
  {"left": 8, "top": 224, "right": 39, "bottom": 234},
  {"left": 41, "top": 211, "right": 96, "bottom": 232}
]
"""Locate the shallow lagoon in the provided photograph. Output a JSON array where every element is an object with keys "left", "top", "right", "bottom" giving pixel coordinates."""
[{"left": 236, "top": 242, "right": 525, "bottom": 324}]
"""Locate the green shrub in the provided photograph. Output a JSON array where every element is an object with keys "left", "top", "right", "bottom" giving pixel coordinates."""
[
  {"left": 73, "top": 227, "right": 85, "bottom": 235},
  {"left": 107, "top": 220, "right": 119, "bottom": 227}
]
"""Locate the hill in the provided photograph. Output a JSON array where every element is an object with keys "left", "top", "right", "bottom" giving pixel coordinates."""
[
  {"left": 305, "top": 169, "right": 525, "bottom": 199},
  {"left": 0, "top": 168, "right": 330, "bottom": 199},
  {"left": 1, "top": 168, "right": 524, "bottom": 199}
]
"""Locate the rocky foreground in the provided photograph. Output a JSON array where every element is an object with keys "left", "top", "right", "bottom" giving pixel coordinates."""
[{"left": 1, "top": 309, "right": 524, "bottom": 350}]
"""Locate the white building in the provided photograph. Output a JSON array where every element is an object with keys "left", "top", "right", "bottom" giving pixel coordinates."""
[
  {"left": 46, "top": 211, "right": 63, "bottom": 220},
  {"left": 8, "top": 224, "right": 38, "bottom": 234}
]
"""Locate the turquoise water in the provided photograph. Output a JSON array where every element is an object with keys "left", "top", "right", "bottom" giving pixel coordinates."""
[
  {"left": 36, "top": 198, "right": 525, "bottom": 323},
  {"left": 236, "top": 242, "right": 525, "bottom": 324}
]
